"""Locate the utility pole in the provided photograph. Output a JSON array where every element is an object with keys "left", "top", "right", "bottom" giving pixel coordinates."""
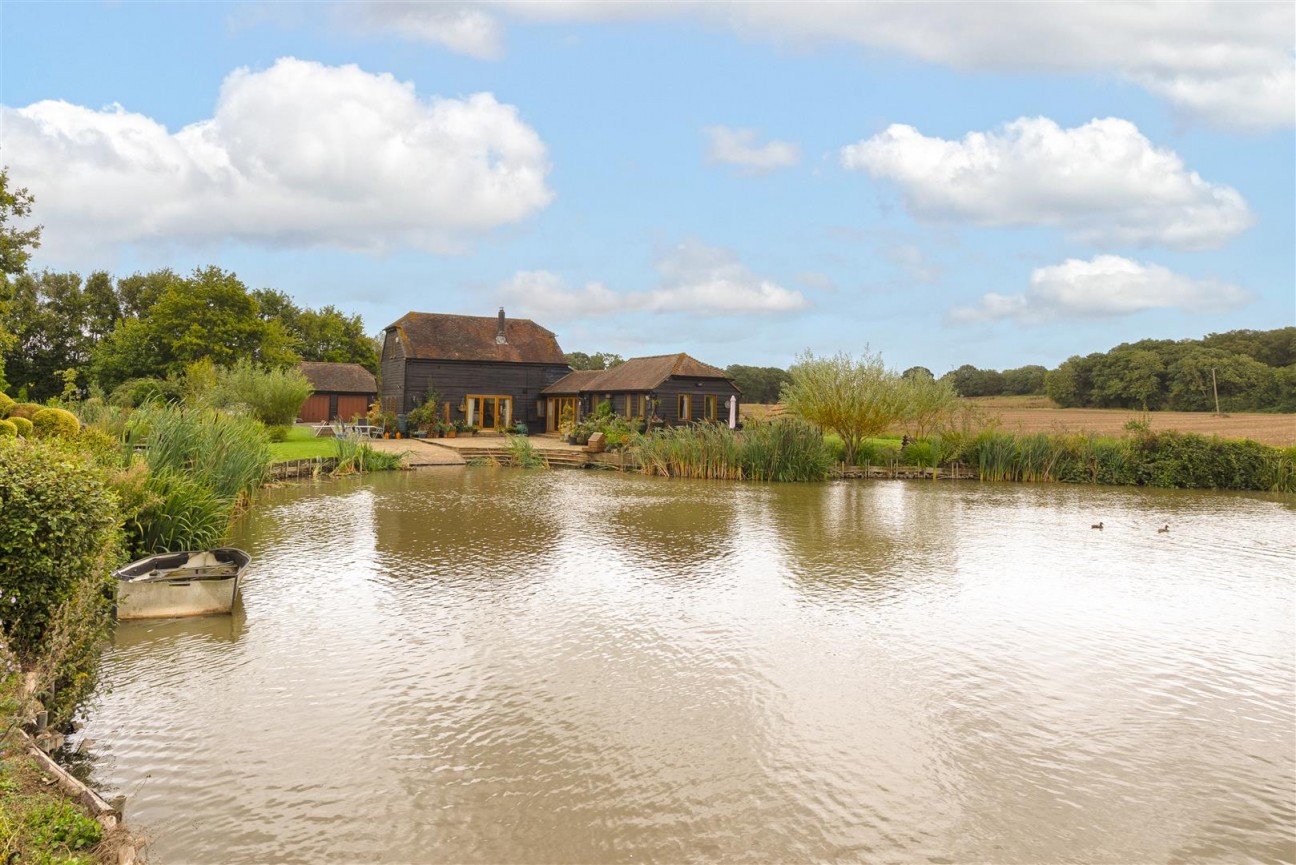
[{"left": 1211, "top": 367, "right": 1221, "bottom": 416}]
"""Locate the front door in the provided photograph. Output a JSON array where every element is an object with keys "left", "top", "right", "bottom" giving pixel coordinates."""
[{"left": 467, "top": 395, "right": 512, "bottom": 431}]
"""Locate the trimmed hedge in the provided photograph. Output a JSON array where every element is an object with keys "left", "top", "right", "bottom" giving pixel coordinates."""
[
  {"left": 31, "top": 407, "right": 80, "bottom": 438},
  {"left": 9, "top": 416, "right": 32, "bottom": 437},
  {"left": 5, "top": 403, "right": 43, "bottom": 421},
  {"left": 0, "top": 392, "right": 14, "bottom": 416},
  {"left": 0, "top": 419, "right": 15, "bottom": 437},
  {"left": 0, "top": 438, "right": 121, "bottom": 656}
]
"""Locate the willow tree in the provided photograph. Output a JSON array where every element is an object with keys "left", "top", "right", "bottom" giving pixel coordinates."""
[
  {"left": 901, "top": 368, "right": 958, "bottom": 439},
  {"left": 782, "top": 349, "right": 906, "bottom": 466}
]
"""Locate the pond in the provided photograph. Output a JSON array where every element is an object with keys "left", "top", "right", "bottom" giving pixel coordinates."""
[{"left": 78, "top": 469, "right": 1295, "bottom": 863}]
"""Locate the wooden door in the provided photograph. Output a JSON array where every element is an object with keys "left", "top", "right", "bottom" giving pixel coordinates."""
[
  {"left": 299, "top": 394, "right": 330, "bottom": 423},
  {"left": 337, "top": 395, "right": 370, "bottom": 422}
]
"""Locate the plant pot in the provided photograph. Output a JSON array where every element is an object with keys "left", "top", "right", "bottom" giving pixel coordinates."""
[
  {"left": 447, "top": 429, "right": 457, "bottom": 438},
  {"left": 383, "top": 432, "right": 390, "bottom": 439}
]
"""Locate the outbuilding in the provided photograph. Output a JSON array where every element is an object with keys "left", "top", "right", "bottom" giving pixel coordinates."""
[{"left": 296, "top": 362, "right": 378, "bottom": 423}]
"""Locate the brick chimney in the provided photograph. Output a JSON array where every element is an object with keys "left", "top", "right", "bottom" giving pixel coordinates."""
[{"left": 496, "top": 308, "right": 507, "bottom": 344}]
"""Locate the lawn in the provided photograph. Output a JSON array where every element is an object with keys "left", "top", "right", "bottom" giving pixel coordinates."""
[{"left": 268, "top": 427, "right": 339, "bottom": 462}]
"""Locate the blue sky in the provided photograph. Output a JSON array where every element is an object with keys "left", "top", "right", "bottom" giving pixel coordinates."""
[{"left": 2, "top": 1, "right": 1293, "bottom": 373}]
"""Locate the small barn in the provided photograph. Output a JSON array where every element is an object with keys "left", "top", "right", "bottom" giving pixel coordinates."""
[
  {"left": 540, "top": 353, "right": 741, "bottom": 431},
  {"left": 297, "top": 362, "right": 378, "bottom": 423}
]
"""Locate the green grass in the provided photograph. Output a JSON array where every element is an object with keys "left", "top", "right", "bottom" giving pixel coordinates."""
[{"left": 267, "top": 427, "right": 339, "bottom": 462}]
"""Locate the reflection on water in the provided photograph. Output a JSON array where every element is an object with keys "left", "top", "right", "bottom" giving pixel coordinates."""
[{"left": 79, "top": 470, "right": 1296, "bottom": 864}]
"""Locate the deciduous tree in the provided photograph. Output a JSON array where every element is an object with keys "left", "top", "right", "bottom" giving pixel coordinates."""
[{"left": 783, "top": 349, "right": 906, "bottom": 466}]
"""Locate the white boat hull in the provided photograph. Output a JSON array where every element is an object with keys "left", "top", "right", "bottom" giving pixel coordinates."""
[
  {"left": 114, "top": 548, "right": 250, "bottom": 620},
  {"left": 116, "top": 575, "right": 240, "bottom": 620}
]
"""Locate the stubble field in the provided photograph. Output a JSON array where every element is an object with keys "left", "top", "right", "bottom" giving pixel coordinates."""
[{"left": 743, "top": 396, "right": 1296, "bottom": 448}]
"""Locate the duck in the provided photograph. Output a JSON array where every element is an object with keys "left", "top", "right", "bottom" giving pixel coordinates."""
[
  {"left": 1091, "top": 521, "right": 1104, "bottom": 530},
  {"left": 1158, "top": 524, "right": 1170, "bottom": 533}
]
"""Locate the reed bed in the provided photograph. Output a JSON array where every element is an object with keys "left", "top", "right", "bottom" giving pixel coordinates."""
[
  {"left": 957, "top": 428, "right": 1295, "bottom": 492},
  {"left": 627, "top": 419, "right": 833, "bottom": 482},
  {"left": 332, "top": 437, "right": 404, "bottom": 474},
  {"left": 126, "top": 404, "right": 269, "bottom": 504},
  {"left": 103, "top": 404, "right": 273, "bottom": 555},
  {"left": 738, "top": 418, "right": 834, "bottom": 482}
]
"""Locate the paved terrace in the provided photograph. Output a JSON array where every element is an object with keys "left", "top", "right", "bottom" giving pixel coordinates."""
[{"left": 366, "top": 432, "right": 599, "bottom": 469}]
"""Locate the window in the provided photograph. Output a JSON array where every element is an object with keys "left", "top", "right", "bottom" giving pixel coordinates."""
[
  {"left": 624, "top": 394, "right": 646, "bottom": 417},
  {"left": 704, "top": 394, "right": 717, "bottom": 421},
  {"left": 677, "top": 393, "right": 691, "bottom": 421}
]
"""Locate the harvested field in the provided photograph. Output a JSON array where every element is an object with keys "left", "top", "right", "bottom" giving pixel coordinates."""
[{"left": 741, "top": 397, "right": 1296, "bottom": 447}]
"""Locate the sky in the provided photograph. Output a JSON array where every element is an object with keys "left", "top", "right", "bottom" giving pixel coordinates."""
[{"left": 1, "top": 1, "right": 1293, "bottom": 374}]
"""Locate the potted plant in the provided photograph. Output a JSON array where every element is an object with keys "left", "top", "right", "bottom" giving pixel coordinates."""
[{"left": 445, "top": 420, "right": 458, "bottom": 438}]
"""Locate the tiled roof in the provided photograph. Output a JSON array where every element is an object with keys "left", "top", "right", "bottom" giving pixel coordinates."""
[
  {"left": 540, "top": 354, "right": 732, "bottom": 394},
  {"left": 297, "top": 362, "right": 377, "bottom": 393},
  {"left": 386, "top": 312, "right": 566, "bottom": 364}
]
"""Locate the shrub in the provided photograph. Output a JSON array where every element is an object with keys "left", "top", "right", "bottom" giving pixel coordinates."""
[
  {"left": 211, "top": 360, "right": 313, "bottom": 427},
  {"left": 855, "top": 439, "right": 899, "bottom": 466},
  {"left": 31, "top": 407, "right": 81, "bottom": 438},
  {"left": 901, "top": 439, "right": 937, "bottom": 469},
  {"left": 5, "top": 403, "right": 43, "bottom": 421},
  {"left": 8, "top": 416, "right": 32, "bottom": 437},
  {"left": 109, "top": 377, "right": 177, "bottom": 408},
  {"left": 0, "top": 392, "right": 14, "bottom": 416},
  {"left": 266, "top": 424, "right": 291, "bottom": 442},
  {"left": 0, "top": 437, "right": 120, "bottom": 663},
  {"left": 0, "top": 419, "right": 14, "bottom": 438}
]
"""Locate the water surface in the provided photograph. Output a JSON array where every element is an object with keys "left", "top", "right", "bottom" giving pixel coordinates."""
[{"left": 80, "top": 470, "right": 1296, "bottom": 863}]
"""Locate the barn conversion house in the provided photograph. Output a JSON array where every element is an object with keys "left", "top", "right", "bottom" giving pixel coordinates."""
[
  {"left": 381, "top": 310, "right": 571, "bottom": 431},
  {"left": 381, "top": 309, "right": 741, "bottom": 433}
]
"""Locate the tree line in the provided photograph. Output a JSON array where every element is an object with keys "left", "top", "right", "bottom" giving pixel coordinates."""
[
  {"left": 1044, "top": 329, "right": 1295, "bottom": 412},
  {"left": 1, "top": 266, "right": 377, "bottom": 403},
  {"left": 573, "top": 328, "right": 1295, "bottom": 413}
]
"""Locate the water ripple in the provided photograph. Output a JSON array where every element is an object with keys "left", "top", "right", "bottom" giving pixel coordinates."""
[{"left": 77, "top": 473, "right": 1296, "bottom": 864}]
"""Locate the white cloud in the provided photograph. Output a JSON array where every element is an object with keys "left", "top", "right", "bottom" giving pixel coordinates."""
[
  {"left": 949, "top": 255, "right": 1253, "bottom": 324},
  {"left": 1, "top": 57, "right": 553, "bottom": 259},
  {"left": 841, "top": 117, "right": 1253, "bottom": 251},
  {"left": 704, "top": 126, "right": 800, "bottom": 173},
  {"left": 345, "top": 1, "right": 1295, "bottom": 130},
  {"left": 501, "top": 240, "right": 808, "bottom": 318},
  {"left": 339, "top": 2, "right": 504, "bottom": 59}
]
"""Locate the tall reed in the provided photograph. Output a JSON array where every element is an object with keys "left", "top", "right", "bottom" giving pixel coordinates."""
[
  {"left": 738, "top": 418, "right": 834, "bottom": 482},
  {"left": 126, "top": 404, "right": 270, "bottom": 505},
  {"left": 628, "top": 420, "right": 833, "bottom": 482},
  {"left": 629, "top": 424, "right": 744, "bottom": 480},
  {"left": 504, "top": 435, "right": 548, "bottom": 468},
  {"left": 105, "top": 404, "right": 272, "bottom": 555},
  {"left": 332, "top": 437, "right": 403, "bottom": 474}
]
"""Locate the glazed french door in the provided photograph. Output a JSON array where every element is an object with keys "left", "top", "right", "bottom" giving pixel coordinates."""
[
  {"left": 546, "top": 397, "right": 580, "bottom": 432},
  {"left": 467, "top": 395, "right": 512, "bottom": 430}
]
